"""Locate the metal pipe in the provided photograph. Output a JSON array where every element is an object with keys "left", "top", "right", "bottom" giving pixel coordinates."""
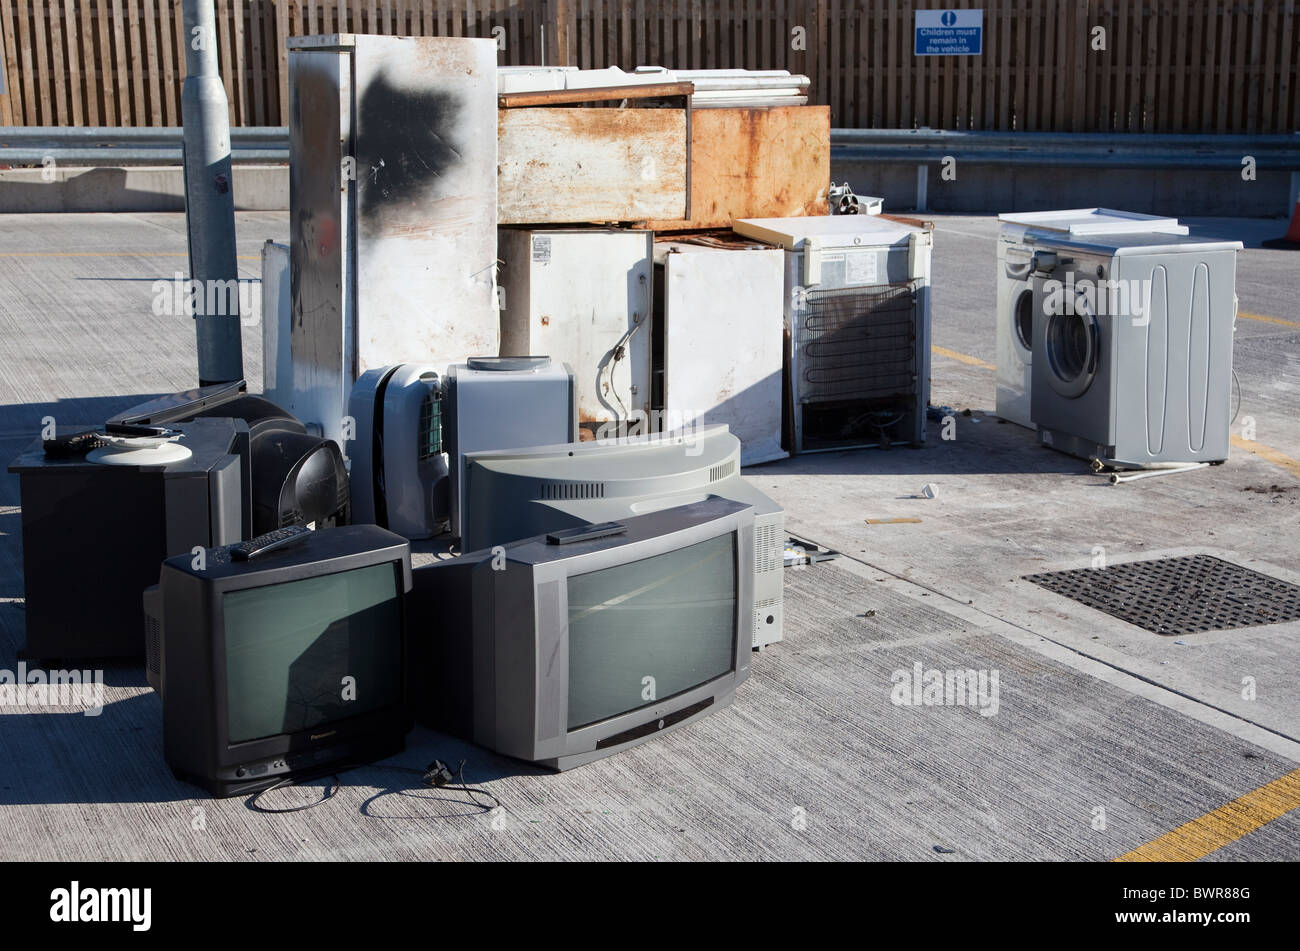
[{"left": 182, "top": 0, "right": 243, "bottom": 385}]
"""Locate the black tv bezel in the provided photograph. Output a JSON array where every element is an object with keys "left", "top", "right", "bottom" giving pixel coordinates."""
[{"left": 159, "top": 525, "right": 413, "bottom": 798}]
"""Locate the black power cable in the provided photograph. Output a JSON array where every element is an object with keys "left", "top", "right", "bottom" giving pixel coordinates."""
[{"left": 244, "top": 759, "right": 502, "bottom": 816}]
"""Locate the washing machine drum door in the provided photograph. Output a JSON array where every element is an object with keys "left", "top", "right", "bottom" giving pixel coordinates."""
[
  {"left": 1012, "top": 287, "right": 1034, "bottom": 358},
  {"left": 1042, "top": 284, "right": 1099, "bottom": 398}
]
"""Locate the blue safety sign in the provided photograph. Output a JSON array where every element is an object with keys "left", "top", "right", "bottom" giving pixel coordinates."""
[{"left": 915, "top": 9, "right": 984, "bottom": 56}]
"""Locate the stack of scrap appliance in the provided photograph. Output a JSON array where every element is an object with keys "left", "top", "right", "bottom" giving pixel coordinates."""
[{"left": 261, "top": 34, "right": 935, "bottom": 655}]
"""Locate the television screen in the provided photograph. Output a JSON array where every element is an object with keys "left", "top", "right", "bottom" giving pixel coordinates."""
[
  {"left": 223, "top": 562, "right": 403, "bottom": 744},
  {"left": 566, "top": 533, "right": 736, "bottom": 730}
]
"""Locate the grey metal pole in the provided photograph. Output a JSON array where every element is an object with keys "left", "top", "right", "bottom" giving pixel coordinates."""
[{"left": 182, "top": 0, "right": 243, "bottom": 385}]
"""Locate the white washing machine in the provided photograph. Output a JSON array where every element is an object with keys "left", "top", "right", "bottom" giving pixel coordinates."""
[
  {"left": 1020, "top": 220, "right": 1242, "bottom": 468},
  {"left": 995, "top": 209, "right": 1188, "bottom": 430}
]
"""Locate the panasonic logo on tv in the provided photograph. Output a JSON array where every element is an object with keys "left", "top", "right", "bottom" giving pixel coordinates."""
[{"left": 49, "top": 881, "right": 151, "bottom": 932}]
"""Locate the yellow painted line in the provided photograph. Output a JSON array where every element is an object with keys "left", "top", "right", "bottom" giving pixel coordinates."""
[
  {"left": 866, "top": 517, "right": 923, "bottom": 524},
  {"left": 1114, "top": 767, "right": 1300, "bottom": 862},
  {"left": 1231, "top": 434, "right": 1300, "bottom": 479},
  {"left": 1238, "top": 310, "right": 1300, "bottom": 330},
  {"left": 0, "top": 251, "right": 259, "bottom": 259},
  {"left": 931, "top": 344, "right": 995, "bottom": 370},
  {"left": 929, "top": 341, "right": 1300, "bottom": 481}
]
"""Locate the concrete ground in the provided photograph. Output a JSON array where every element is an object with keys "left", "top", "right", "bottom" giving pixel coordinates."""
[{"left": 0, "top": 211, "right": 1297, "bottom": 861}]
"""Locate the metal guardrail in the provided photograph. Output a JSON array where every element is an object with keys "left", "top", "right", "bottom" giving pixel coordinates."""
[
  {"left": 0, "top": 127, "right": 289, "bottom": 166},
  {"left": 1, "top": 126, "right": 1298, "bottom": 171},
  {"left": 831, "top": 129, "right": 1300, "bottom": 170}
]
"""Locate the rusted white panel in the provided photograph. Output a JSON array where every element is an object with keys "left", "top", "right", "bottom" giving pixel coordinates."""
[
  {"left": 497, "top": 108, "right": 687, "bottom": 224},
  {"left": 351, "top": 35, "right": 499, "bottom": 374},
  {"left": 287, "top": 35, "right": 498, "bottom": 446}
]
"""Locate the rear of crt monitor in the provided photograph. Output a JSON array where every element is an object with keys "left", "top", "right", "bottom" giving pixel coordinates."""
[
  {"left": 459, "top": 425, "right": 785, "bottom": 648},
  {"left": 155, "top": 525, "right": 413, "bottom": 797},
  {"left": 444, "top": 356, "right": 578, "bottom": 540},
  {"left": 413, "top": 497, "right": 754, "bottom": 770},
  {"left": 346, "top": 364, "right": 449, "bottom": 539},
  {"left": 8, "top": 417, "right": 247, "bottom": 659}
]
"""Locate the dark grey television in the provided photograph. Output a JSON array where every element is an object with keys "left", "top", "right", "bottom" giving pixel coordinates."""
[
  {"left": 145, "top": 524, "right": 413, "bottom": 797},
  {"left": 413, "top": 497, "right": 755, "bottom": 770}
]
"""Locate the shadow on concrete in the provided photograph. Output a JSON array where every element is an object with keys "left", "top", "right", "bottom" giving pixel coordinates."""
[
  {"left": 746, "top": 411, "right": 1091, "bottom": 478},
  {"left": 0, "top": 168, "right": 185, "bottom": 214}
]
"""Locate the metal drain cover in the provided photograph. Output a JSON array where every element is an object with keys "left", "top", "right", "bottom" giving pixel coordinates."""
[{"left": 1024, "top": 555, "right": 1300, "bottom": 636}]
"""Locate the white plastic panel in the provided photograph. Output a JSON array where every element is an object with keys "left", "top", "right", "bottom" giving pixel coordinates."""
[
  {"left": 260, "top": 240, "right": 291, "bottom": 406},
  {"left": 734, "top": 214, "right": 919, "bottom": 251},
  {"left": 996, "top": 208, "right": 1188, "bottom": 235},
  {"left": 498, "top": 229, "right": 653, "bottom": 430},
  {"left": 659, "top": 242, "right": 787, "bottom": 466}
]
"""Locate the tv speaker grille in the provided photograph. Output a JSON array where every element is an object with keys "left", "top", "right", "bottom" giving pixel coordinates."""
[
  {"left": 754, "top": 523, "right": 783, "bottom": 574},
  {"left": 145, "top": 614, "right": 161, "bottom": 677},
  {"left": 539, "top": 481, "right": 605, "bottom": 501}
]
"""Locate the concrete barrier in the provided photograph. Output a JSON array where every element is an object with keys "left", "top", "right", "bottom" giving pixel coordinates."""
[
  {"left": 0, "top": 165, "right": 289, "bottom": 213},
  {"left": 831, "top": 161, "right": 1299, "bottom": 218}
]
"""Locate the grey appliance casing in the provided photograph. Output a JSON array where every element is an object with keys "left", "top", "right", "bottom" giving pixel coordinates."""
[
  {"left": 444, "top": 356, "right": 578, "bottom": 538},
  {"left": 347, "top": 364, "right": 449, "bottom": 539},
  {"left": 996, "top": 209, "right": 1190, "bottom": 430},
  {"left": 413, "top": 497, "right": 755, "bottom": 770},
  {"left": 1027, "top": 230, "right": 1241, "bottom": 467}
]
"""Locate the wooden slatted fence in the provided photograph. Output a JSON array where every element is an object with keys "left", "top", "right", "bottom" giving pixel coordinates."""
[{"left": 0, "top": 1, "right": 1296, "bottom": 132}]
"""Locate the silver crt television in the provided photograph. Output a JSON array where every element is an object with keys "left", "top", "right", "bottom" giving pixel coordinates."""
[
  {"left": 459, "top": 425, "right": 785, "bottom": 649},
  {"left": 413, "top": 497, "right": 755, "bottom": 770}
]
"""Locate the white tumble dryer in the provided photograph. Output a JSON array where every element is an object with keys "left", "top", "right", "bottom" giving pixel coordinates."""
[{"left": 995, "top": 209, "right": 1188, "bottom": 430}]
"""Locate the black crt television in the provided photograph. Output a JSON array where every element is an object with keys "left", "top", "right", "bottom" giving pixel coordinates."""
[
  {"left": 412, "top": 497, "right": 755, "bottom": 770},
  {"left": 8, "top": 417, "right": 249, "bottom": 659},
  {"left": 144, "top": 525, "right": 412, "bottom": 797},
  {"left": 8, "top": 383, "right": 351, "bottom": 659}
]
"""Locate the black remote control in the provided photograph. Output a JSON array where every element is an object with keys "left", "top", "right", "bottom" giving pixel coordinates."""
[
  {"left": 546, "top": 521, "right": 628, "bottom": 545},
  {"left": 230, "top": 525, "right": 314, "bottom": 561}
]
